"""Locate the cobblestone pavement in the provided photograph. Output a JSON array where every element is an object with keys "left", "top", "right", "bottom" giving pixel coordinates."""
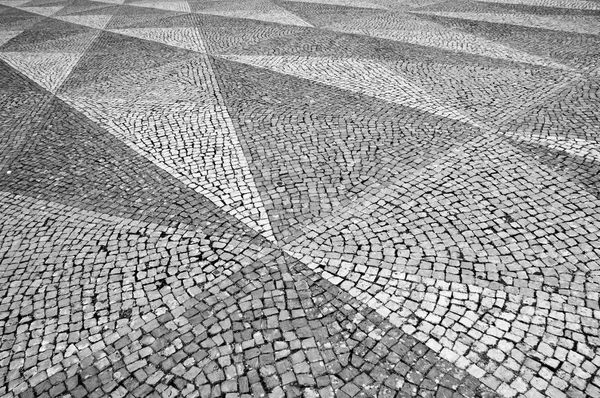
[{"left": 0, "top": 1, "right": 599, "bottom": 397}]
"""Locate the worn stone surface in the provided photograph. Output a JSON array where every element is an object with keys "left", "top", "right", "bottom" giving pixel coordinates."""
[{"left": 0, "top": 1, "right": 598, "bottom": 397}]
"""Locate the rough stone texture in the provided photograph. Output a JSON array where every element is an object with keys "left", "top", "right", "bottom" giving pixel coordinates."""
[{"left": 0, "top": 1, "right": 598, "bottom": 397}]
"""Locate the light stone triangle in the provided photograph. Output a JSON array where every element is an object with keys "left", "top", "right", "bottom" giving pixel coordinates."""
[
  {"left": 7, "top": 29, "right": 101, "bottom": 52},
  {"left": 413, "top": 11, "right": 600, "bottom": 36},
  {"left": 16, "top": 5, "right": 64, "bottom": 17},
  {"left": 327, "top": 12, "right": 573, "bottom": 71},
  {"left": 53, "top": 14, "right": 113, "bottom": 30},
  {"left": 283, "top": 134, "right": 600, "bottom": 364},
  {"left": 129, "top": 0, "right": 190, "bottom": 12},
  {"left": 58, "top": 52, "right": 275, "bottom": 242},
  {"left": 0, "top": 52, "right": 85, "bottom": 93},
  {"left": 109, "top": 27, "right": 206, "bottom": 53},
  {"left": 221, "top": 54, "right": 482, "bottom": 127},
  {"left": 475, "top": 0, "right": 600, "bottom": 10},
  {"left": 195, "top": 0, "right": 314, "bottom": 27},
  {"left": 0, "top": 30, "right": 22, "bottom": 47}
]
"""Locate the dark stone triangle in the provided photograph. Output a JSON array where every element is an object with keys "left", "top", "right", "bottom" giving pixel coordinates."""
[
  {"left": 0, "top": 17, "right": 94, "bottom": 51},
  {"left": 0, "top": 60, "right": 263, "bottom": 243},
  {"left": 0, "top": 58, "right": 53, "bottom": 170},
  {"left": 215, "top": 19, "right": 532, "bottom": 70},
  {"left": 20, "top": 243, "right": 494, "bottom": 397},
  {"left": 506, "top": 137, "right": 600, "bottom": 200},
  {"left": 59, "top": 2, "right": 121, "bottom": 16},
  {"left": 414, "top": 12, "right": 600, "bottom": 72},
  {"left": 498, "top": 76, "right": 600, "bottom": 140},
  {"left": 60, "top": 29, "right": 197, "bottom": 91},
  {"left": 106, "top": 7, "right": 187, "bottom": 29},
  {"left": 117, "top": 3, "right": 180, "bottom": 16},
  {"left": 190, "top": 12, "right": 306, "bottom": 54},
  {"left": 0, "top": 6, "right": 45, "bottom": 31},
  {"left": 210, "top": 56, "right": 481, "bottom": 242}
]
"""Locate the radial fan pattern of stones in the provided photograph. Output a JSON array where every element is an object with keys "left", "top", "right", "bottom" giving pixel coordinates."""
[{"left": 0, "top": 1, "right": 599, "bottom": 398}]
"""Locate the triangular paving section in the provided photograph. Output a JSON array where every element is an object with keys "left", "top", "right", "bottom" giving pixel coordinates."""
[
  {"left": 187, "top": 12, "right": 306, "bottom": 54},
  {"left": 497, "top": 76, "right": 600, "bottom": 141},
  {"left": 415, "top": 10, "right": 600, "bottom": 73},
  {"left": 53, "top": 0, "right": 118, "bottom": 16},
  {"left": 0, "top": 12, "right": 95, "bottom": 46},
  {"left": 0, "top": 6, "right": 44, "bottom": 31},
  {"left": 59, "top": 29, "right": 195, "bottom": 90},
  {"left": 18, "top": 0, "right": 68, "bottom": 5},
  {"left": 381, "top": 58, "right": 575, "bottom": 127},
  {"left": 502, "top": 133, "right": 600, "bottom": 164},
  {"left": 94, "top": 0, "right": 125, "bottom": 4},
  {"left": 192, "top": 0, "right": 314, "bottom": 28},
  {"left": 474, "top": 0, "right": 600, "bottom": 11},
  {"left": 0, "top": 190, "right": 264, "bottom": 395},
  {"left": 0, "top": 64, "right": 262, "bottom": 241},
  {"left": 129, "top": 0, "right": 190, "bottom": 12},
  {"left": 282, "top": 0, "right": 389, "bottom": 10},
  {"left": 412, "top": 10, "right": 600, "bottom": 35},
  {"left": 108, "top": 26, "right": 206, "bottom": 52},
  {"left": 53, "top": 14, "right": 114, "bottom": 29},
  {"left": 59, "top": 31, "right": 275, "bottom": 241},
  {"left": 504, "top": 135, "right": 600, "bottom": 200},
  {"left": 0, "top": 52, "right": 84, "bottom": 92},
  {"left": 0, "top": 58, "right": 53, "bottom": 170},
  {"left": 220, "top": 54, "right": 482, "bottom": 127},
  {"left": 11, "top": 230, "right": 497, "bottom": 397},
  {"left": 0, "top": 0, "right": 30, "bottom": 7},
  {"left": 283, "top": 133, "right": 600, "bottom": 396},
  {"left": 0, "top": 30, "right": 21, "bottom": 46},
  {"left": 0, "top": 28, "right": 100, "bottom": 52},
  {"left": 105, "top": 2, "right": 185, "bottom": 29},
  {"left": 210, "top": 56, "right": 482, "bottom": 242},
  {"left": 283, "top": 133, "right": 600, "bottom": 289},
  {"left": 15, "top": 4, "right": 65, "bottom": 16},
  {"left": 0, "top": 17, "right": 102, "bottom": 92},
  {"left": 283, "top": 2, "right": 572, "bottom": 70}
]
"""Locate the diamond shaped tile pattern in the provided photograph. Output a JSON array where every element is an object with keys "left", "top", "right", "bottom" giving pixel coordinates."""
[{"left": 0, "top": 1, "right": 599, "bottom": 398}]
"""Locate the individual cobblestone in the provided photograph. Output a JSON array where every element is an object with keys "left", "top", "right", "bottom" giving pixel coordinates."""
[{"left": 0, "top": 0, "right": 598, "bottom": 397}]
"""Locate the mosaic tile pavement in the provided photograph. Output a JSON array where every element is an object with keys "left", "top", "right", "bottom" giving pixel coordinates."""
[{"left": 0, "top": 0, "right": 599, "bottom": 397}]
